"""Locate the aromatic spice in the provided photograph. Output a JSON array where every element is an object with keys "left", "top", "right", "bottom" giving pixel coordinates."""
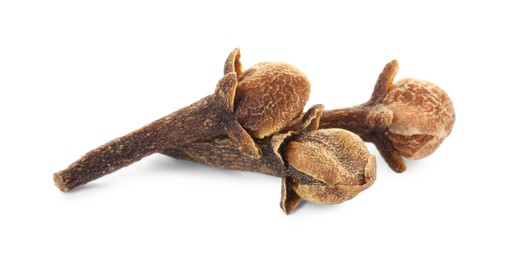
[
  {"left": 54, "top": 48, "right": 310, "bottom": 192},
  {"left": 52, "top": 48, "right": 455, "bottom": 214},
  {"left": 164, "top": 105, "right": 376, "bottom": 214},
  {"left": 317, "top": 60, "right": 456, "bottom": 172}
]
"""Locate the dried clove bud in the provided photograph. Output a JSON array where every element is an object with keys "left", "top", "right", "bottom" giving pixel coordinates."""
[
  {"left": 382, "top": 78, "right": 455, "bottom": 159},
  {"left": 51, "top": 49, "right": 451, "bottom": 214},
  {"left": 164, "top": 105, "right": 376, "bottom": 214},
  {"left": 281, "top": 128, "right": 376, "bottom": 213},
  {"left": 53, "top": 48, "right": 310, "bottom": 192},
  {"left": 317, "top": 60, "right": 456, "bottom": 172},
  {"left": 235, "top": 62, "right": 310, "bottom": 138}
]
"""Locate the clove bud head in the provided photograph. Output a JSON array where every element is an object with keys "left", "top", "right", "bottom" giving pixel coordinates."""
[
  {"left": 234, "top": 62, "right": 311, "bottom": 139},
  {"left": 285, "top": 129, "right": 376, "bottom": 204},
  {"left": 382, "top": 78, "right": 456, "bottom": 159}
]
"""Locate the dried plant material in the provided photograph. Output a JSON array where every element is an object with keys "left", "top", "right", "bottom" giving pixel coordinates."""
[
  {"left": 383, "top": 78, "right": 455, "bottom": 159},
  {"left": 164, "top": 105, "right": 376, "bottom": 214},
  {"left": 235, "top": 62, "right": 310, "bottom": 138},
  {"left": 52, "top": 48, "right": 454, "bottom": 214},
  {"left": 53, "top": 48, "right": 310, "bottom": 192},
  {"left": 282, "top": 129, "right": 376, "bottom": 211},
  {"left": 318, "top": 60, "right": 456, "bottom": 172},
  {"left": 285, "top": 129, "right": 375, "bottom": 186}
]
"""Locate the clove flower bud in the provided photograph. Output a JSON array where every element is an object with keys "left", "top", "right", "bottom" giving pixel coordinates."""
[
  {"left": 53, "top": 48, "right": 310, "bottom": 192},
  {"left": 281, "top": 128, "right": 376, "bottom": 213},
  {"left": 318, "top": 60, "right": 456, "bottom": 172},
  {"left": 382, "top": 78, "right": 455, "bottom": 159},
  {"left": 52, "top": 49, "right": 453, "bottom": 214}
]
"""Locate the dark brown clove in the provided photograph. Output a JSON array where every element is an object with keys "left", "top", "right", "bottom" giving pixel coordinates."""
[
  {"left": 163, "top": 105, "right": 376, "bottom": 214},
  {"left": 317, "top": 60, "right": 456, "bottom": 172},
  {"left": 52, "top": 49, "right": 451, "bottom": 214},
  {"left": 53, "top": 48, "right": 311, "bottom": 192}
]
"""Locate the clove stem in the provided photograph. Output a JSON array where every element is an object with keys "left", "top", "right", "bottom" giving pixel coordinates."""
[
  {"left": 54, "top": 73, "right": 260, "bottom": 191},
  {"left": 319, "top": 106, "right": 370, "bottom": 138},
  {"left": 163, "top": 134, "right": 288, "bottom": 178},
  {"left": 319, "top": 105, "right": 406, "bottom": 172}
]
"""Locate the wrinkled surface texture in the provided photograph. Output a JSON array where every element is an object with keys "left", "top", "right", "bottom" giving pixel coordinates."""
[
  {"left": 234, "top": 62, "right": 311, "bottom": 139},
  {"left": 384, "top": 78, "right": 455, "bottom": 159},
  {"left": 286, "top": 129, "right": 370, "bottom": 185},
  {"left": 285, "top": 129, "right": 376, "bottom": 204}
]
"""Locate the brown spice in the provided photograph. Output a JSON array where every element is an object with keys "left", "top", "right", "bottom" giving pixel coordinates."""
[
  {"left": 54, "top": 48, "right": 310, "bottom": 192},
  {"left": 163, "top": 105, "right": 376, "bottom": 214},
  {"left": 52, "top": 49, "right": 454, "bottom": 214},
  {"left": 316, "top": 60, "right": 456, "bottom": 172}
]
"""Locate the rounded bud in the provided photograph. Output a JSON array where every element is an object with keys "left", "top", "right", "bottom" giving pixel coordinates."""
[
  {"left": 234, "top": 62, "right": 311, "bottom": 139},
  {"left": 284, "top": 129, "right": 376, "bottom": 204},
  {"left": 383, "top": 78, "right": 456, "bottom": 159}
]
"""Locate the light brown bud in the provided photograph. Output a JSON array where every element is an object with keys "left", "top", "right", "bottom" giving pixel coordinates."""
[
  {"left": 383, "top": 78, "right": 455, "bottom": 159},
  {"left": 234, "top": 62, "right": 311, "bottom": 139},
  {"left": 318, "top": 60, "right": 456, "bottom": 172},
  {"left": 284, "top": 129, "right": 376, "bottom": 204}
]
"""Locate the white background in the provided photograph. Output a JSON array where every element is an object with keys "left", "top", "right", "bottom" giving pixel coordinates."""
[{"left": 1, "top": 1, "right": 505, "bottom": 259}]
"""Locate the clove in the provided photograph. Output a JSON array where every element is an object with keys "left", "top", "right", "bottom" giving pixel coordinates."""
[
  {"left": 164, "top": 105, "right": 376, "bottom": 214},
  {"left": 52, "top": 48, "right": 454, "bottom": 214},
  {"left": 316, "top": 60, "right": 456, "bottom": 172},
  {"left": 53, "top": 48, "right": 311, "bottom": 192}
]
